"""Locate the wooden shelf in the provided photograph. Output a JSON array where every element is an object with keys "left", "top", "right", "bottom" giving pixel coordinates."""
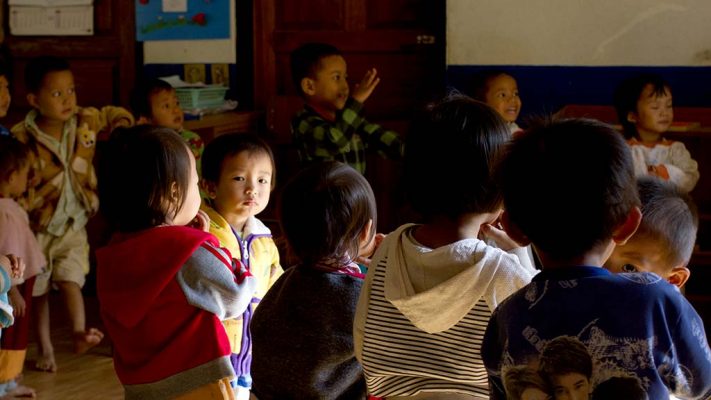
[{"left": 184, "top": 110, "right": 263, "bottom": 143}]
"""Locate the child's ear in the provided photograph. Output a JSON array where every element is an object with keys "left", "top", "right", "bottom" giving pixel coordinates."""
[
  {"left": 358, "top": 218, "right": 376, "bottom": 256},
  {"left": 301, "top": 77, "right": 316, "bottom": 96},
  {"left": 200, "top": 179, "right": 217, "bottom": 199},
  {"left": 500, "top": 210, "right": 530, "bottom": 246},
  {"left": 667, "top": 266, "right": 690, "bottom": 289},
  {"left": 27, "top": 93, "right": 39, "bottom": 109},
  {"left": 626, "top": 111, "right": 638, "bottom": 124},
  {"left": 612, "top": 206, "right": 642, "bottom": 245}
]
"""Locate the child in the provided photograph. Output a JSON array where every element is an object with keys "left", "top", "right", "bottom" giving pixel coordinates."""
[
  {"left": 354, "top": 95, "right": 537, "bottom": 398},
  {"left": 473, "top": 70, "right": 522, "bottom": 135},
  {"left": 0, "top": 135, "right": 46, "bottom": 398},
  {"left": 613, "top": 74, "right": 699, "bottom": 193},
  {"left": 130, "top": 78, "right": 205, "bottom": 173},
  {"left": 290, "top": 42, "right": 403, "bottom": 174},
  {"left": 604, "top": 177, "right": 697, "bottom": 289},
  {"left": 95, "top": 125, "right": 256, "bottom": 399},
  {"left": 200, "top": 133, "right": 283, "bottom": 398},
  {"left": 11, "top": 55, "right": 134, "bottom": 372},
  {"left": 251, "top": 161, "right": 376, "bottom": 399},
  {"left": 502, "top": 366, "right": 551, "bottom": 400},
  {"left": 482, "top": 117, "right": 711, "bottom": 399}
]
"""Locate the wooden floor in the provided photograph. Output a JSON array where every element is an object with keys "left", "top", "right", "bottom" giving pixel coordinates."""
[{"left": 22, "top": 294, "right": 123, "bottom": 399}]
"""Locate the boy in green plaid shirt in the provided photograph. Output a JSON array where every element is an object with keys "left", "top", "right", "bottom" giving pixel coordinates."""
[{"left": 291, "top": 43, "right": 403, "bottom": 174}]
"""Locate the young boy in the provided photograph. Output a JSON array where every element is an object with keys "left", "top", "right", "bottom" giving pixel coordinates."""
[
  {"left": 130, "top": 78, "right": 205, "bottom": 173},
  {"left": 481, "top": 118, "right": 711, "bottom": 399},
  {"left": 605, "top": 177, "right": 697, "bottom": 289},
  {"left": 11, "top": 56, "right": 134, "bottom": 372},
  {"left": 200, "top": 133, "right": 282, "bottom": 399},
  {"left": 290, "top": 42, "right": 403, "bottom": 174}
]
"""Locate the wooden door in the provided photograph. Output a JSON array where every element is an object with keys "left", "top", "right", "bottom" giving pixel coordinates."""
[{"left": 254, "top": 0, "right": 445, "bottom": 231}]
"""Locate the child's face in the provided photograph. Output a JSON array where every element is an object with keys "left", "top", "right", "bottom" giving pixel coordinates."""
[
  {"left": 148, "top": 89, "right": 184, "bottom": 131},
  {"left": 8, "top": 162, "right": 30, "bottom": 197},
  {"left": 171, "top": 148, "right": 201, "bottom": 226},
  {"left": 604, "top": 235, "right": 668, "bottom": 278},
  {"left": 484, "top": 74, "right": 521, "bottom": 123},
  {"left": 209, "top": 150, "right": 273, "bottom": 227},
  {"left": 307, "top": 55, "right": 349, "bottom": 113},
  {"left": 0, "top": 76, "right": 11, "bottom": 118},
  {"left": 550, "top": 373, "right": 590, "bottom": 400},
  {"left": 630, "top": 84, "right": 673, "bottom": 137},
  {"left": 29, "top": 70, "right": 76, "bottom": 122}
]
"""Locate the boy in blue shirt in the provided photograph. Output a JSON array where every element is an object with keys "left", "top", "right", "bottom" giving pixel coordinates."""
[{"left": 482, "top": 118, "right": 711, "bottom": 399}]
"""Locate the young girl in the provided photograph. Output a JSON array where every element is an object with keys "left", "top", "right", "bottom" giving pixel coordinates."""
[
  {"left": 95, "top": 125, "right": 256, "bottom": 399},
  {"left": 354, "top": 95, "right": 537, "bottom": 398},
  {"left": 614, "top": 74, "right": 699, "bottom": 193},
  {"left": 0, "top": 135, "right": 45, "bottom": 398},
  {"left": 473, "top": 70, "right": 522, "bottom": 135},
  {"left": 250, "top": 161, "right": 376, "bottom": 400},
  {"left": 200, "top": 133, "right": 282, "bottom": 399}
]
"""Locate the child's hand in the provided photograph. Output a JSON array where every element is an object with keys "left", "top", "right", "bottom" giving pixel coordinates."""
[
  {"left": 352, "top": 68, "right": 381, "bottom": 104},
  {"left": 5, "top": 254, "right": 24, "bottom": 284},
  {"left": 356, "top": 233, "right": 386, "bottom": 267},
  {"left": 8, "top": 286, "right": 25, "bottom": 318},
  {"left": 188, "top": 210, "right": 210, "bottom": 232},
  {"left": 480, "top": 223, "right": 522, "bottom": 251}
]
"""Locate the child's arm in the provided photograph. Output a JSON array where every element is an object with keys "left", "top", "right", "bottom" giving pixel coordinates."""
[
  {"left": 176, "top": 243, "right": 256, "bottom": 321},
  {"left": 655, "top": 142, "right": 700, "bottom": 193},
  {"left": 481, "top": 311, "right": 507, "bottom": 400},
  {"left": 293, "top": 98, "right": 369, "bottom": 155}
]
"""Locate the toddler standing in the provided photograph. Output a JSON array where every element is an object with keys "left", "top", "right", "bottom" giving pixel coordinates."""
[
  {"left": 200, "top": 133, "right": 283, "bottom": 399},
  {"left": 96, "top": 125, "right": 256, "bottom": 399},
  {"left": 614, "top": 74, "right": 699, "bottom": 193}
]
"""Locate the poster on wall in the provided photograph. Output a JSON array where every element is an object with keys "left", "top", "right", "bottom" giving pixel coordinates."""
[{"left": 135, "top": 0, "right": 229, "bottom": 41}]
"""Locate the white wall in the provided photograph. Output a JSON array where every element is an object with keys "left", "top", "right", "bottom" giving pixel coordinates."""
[
  {"left": 447, "top": 0, "right": 711, "bottom": 66},
  {"left": 143, "top": 0, "right": 236, "bottom": 64}
]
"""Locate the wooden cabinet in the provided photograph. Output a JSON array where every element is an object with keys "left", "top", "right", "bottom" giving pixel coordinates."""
[{"left": 2, "top": 0, "right": 136, "bottom": 125}]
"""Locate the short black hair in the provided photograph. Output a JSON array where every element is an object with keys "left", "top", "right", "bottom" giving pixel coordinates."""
[
  {"left": 538, "top": 336, "right": 593, "bottom": 380},
  {"left": 498, "top": 117, "right": 639, "bottom": 260},
  {"left": 405, "top": 94, "right": 509, "bottom": 220},
  {"left": 130, "top": 78, "right": 175, "bottom": 119},
  {"left": 201, "top": 133, "right": 276, "bottom": 189},
  {"left": 98, "top": 125, "right": 192, "bottom": 233},
  {"left": 290, "top": 42, "right": 341, "bottom": 97},
  {"left": 613, "top": 74, "right": 671, "bottom": 139},
  {"left": 471, "top": 70, "right": 514, "bottom": 102},
  {"left": 592, "top": 376, "right": 648, "bottom": 400},
  {"left": 635, "top": 177, "right": 698, "bottom": 268},
  {"left": 0, "top": 135, "right": 31, "bottom": 183},
  {"left": 280, "top": 161, "right": 376, "bottom": 266},
  {"left": 24, "top": 56, "right": 71, "bottom": 94}
]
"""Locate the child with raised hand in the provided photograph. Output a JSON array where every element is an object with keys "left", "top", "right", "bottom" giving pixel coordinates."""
[
  {"left": 130, "top": 78, "right": 205, "bottom": 173},
  {"left": 291, "top": 42, "right": 403, "bottom": 174},
  {"left": 0, "top": 135, "right": 46, "bottom": 398},
  {"left": 354, "top": 95, "right": 537, "bottom": 398},
  {"left": 482, "top": 117, "right": 711, "bottom": 399},
  {"left": 605, "top": 177, "right": 697, "bottom": 289},
  {"left": 614, "top": 74, "right": 699, "bottom": 193},
  {"left": 200, "top": 133, "right": 282, "bottom": 399},
  {"left": 473, "top": 70, "right": 522, "bottom": 136},
  {"left": 11, "top": 55, "right": 133, "bottom": 372},
  {"left": 96, "top": 125, "right": 256, "bottom": 399},
  {"left": 251, "top": 161, "right": 377, "bottom": 400}
]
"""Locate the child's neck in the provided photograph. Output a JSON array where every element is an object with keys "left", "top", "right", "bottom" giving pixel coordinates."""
[
  {"left": 223, "top": 213, "right": 248, "bottom": 237},
  {"left": 636, "top": 128, "right": 663, "bottom": 146},
  {"left": 536, "top": 240, "right": 614, "bottom": 270},
  {"left": 35, "top": 115, "right": 66, "bottom": 140},
  {"left": 0, "top": 185, "right": 10, "bottom": 199},
  {"left": 308, "top": 102, "right": 337, "bottom": 122},
  {"left": 413, "top": 212, "right": 497, "bottom": 249}
]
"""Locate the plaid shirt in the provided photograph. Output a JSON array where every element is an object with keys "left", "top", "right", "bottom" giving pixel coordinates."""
[{"left": 292, "top": 98, "right": 403, "bottom": 174}]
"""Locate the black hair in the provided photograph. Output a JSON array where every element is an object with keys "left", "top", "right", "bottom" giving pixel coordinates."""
[
  {"left": 201, "top": 133, "right": 276, "bottom": 189},
  {"left": 405, "top": 93, "right": 509, "bottom": 220},
  {"left": 497, "top": 117, "right": 639, "bottom": 260},
  {"left": 635, "top": 177, "right": 698, "bottom": 268},
  {"left": 129, "top": 78, "right": 175, "bottom": 119},
  {"left": 280, "top": 161, "right": 376, "bottom": 266},
  {"left": 613, "top": 74, "right": 671, "bottom": 139},
  {"left": 98, "top": 125, "right": 192, "bottom": 233},
  {"left": 0, "top": 135, "right": 31, "bottom": 183},
  {"left": 471, "top": 70, "right": 515, "bottom": 102},
  {"left": 24, "top": 56, "right": 71, "bottom": 94},
  {"left": 538, "top": 336, "right": 593, "bottom": 380},
  {"left": 591, "top": 376, "right": 648, "bottom": 400},
  {"left": 290, "top": 42, "right": 342, "bottom": 97}
]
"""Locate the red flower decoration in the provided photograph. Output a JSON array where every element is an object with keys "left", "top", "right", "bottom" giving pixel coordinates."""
[
  {"left": 191, "top": 13, "right": 207, "bottom": 26},
  {"left": 139, "top": 0, "right": 148, "bottom": 4}
]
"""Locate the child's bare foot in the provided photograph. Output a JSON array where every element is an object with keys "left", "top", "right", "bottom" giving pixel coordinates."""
[
  {"left": 73, "top": 328, "right": 104, "bottom": 354},
  {"left": 5, "top": 384, "right": 36, "bottom": 398},
  {"left": 34, "top": 352, "right": 56, "bottom": 373}
]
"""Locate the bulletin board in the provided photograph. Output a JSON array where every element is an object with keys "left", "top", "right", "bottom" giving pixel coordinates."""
[{"left": 135, "top": 0, "right": 230, "bottom": 41}]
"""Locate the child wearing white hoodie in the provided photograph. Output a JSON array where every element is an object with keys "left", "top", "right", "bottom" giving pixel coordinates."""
[{"left": 353, "top": 95, "right": 537, "bottom": 399}]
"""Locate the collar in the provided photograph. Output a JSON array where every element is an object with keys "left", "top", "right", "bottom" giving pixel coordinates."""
[{"left": 532, "top": 266, "right": 610, "bottom": 282}]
